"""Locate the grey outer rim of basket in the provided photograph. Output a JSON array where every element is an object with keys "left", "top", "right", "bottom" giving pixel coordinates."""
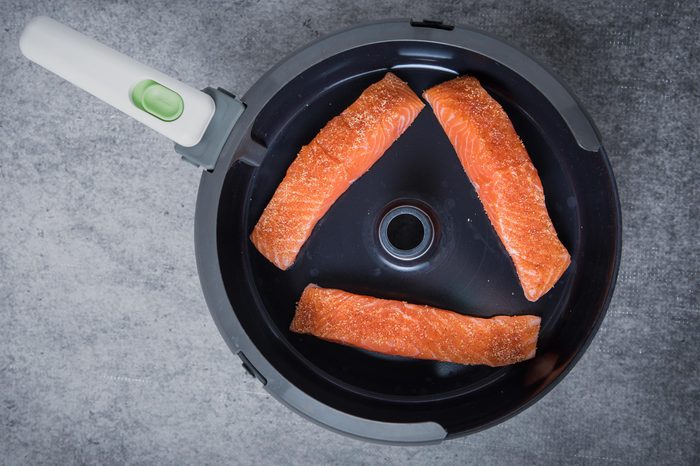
[{"left": 186, "top": 19, "right": 621, "bottom": 445}]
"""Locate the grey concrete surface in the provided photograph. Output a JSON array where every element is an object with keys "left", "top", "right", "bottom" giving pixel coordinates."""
[{"left": 1, "top": 0, "right": 698, "bottom": 464}]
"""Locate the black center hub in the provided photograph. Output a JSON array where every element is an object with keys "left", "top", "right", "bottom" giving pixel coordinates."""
[{"left": 379, "top": 205, "right": 434, "bottom": 261}]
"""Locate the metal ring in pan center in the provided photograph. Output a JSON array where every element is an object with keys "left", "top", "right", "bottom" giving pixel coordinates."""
[{"left": 378, "top": 205, "right": 434, "bottom": 261}]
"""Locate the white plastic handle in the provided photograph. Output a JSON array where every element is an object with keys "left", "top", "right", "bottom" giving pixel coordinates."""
[{"left": 19, "top": 16, "right": 215, "bottom": 147}]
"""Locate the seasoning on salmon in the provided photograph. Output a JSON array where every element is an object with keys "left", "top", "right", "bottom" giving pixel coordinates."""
[
  {"left": 250, "top": 73, "right": 424, "bottom": 270},
  {"left": 291, "top": 285, "right": 541, "bottom": 367},
  {"left": 423, "top": 76, "right": 571, "bottom": 302}
]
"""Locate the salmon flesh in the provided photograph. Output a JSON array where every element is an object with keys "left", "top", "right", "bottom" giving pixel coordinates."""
[
  {"left": 424, "top": 76, "right": 570, "bottom": 301},
  {"left": 251, "top": 73, "right": 424, "bottom": 270},
  {"left": 291, "top": 285, "right": 541, "bottom": 367}
]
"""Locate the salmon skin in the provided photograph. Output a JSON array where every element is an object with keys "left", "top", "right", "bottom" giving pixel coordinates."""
[
  {"left": 291, "top": 285, "right": 541, "bottom": 367},
  {"left": 423, "top": 76, "right": 571, "bottom": 302},
  {"left": 251, "top": 73, "right": 424, "bottom": 270}
]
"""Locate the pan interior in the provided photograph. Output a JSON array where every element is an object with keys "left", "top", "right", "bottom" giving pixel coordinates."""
[{"left": 216, "top": 40, "right": 618, "bottom": 430}]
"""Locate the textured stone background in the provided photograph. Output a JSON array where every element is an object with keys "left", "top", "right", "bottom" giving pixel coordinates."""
[{"left": 1, "top": 1, "right": 698, "bottom": 464}]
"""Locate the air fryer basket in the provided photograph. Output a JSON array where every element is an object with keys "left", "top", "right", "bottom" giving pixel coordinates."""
[{"left": 195, "top": 20, "right": 620, "bottom": 443}]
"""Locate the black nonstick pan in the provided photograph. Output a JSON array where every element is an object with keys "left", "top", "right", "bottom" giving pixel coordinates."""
[{"left": 20, "top": 17, "right": 621, "bottom": 444}]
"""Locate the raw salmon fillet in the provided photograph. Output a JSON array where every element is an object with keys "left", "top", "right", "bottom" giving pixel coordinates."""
[
  {"left": 423, "top": 76, "right": 571, "bottom": 301},
  {"left": 251, "top": 73, "right": 424, "bottom": 270},
  {"left": 291, "top": 285, "right": 541, "bottom": 367}
]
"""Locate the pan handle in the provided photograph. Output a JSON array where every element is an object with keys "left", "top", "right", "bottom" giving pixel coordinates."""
[{"left": 19, "top": 16, "right": 216, "bottom": 148}]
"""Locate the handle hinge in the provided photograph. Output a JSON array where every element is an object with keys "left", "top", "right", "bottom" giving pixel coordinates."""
[{"left": 175, "top": 88, "right": 245, "bottom": 170}]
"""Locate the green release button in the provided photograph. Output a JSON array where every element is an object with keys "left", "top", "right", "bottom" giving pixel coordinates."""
[{"left": 130, "top": 79, "right": 184, "bottom": 121}]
